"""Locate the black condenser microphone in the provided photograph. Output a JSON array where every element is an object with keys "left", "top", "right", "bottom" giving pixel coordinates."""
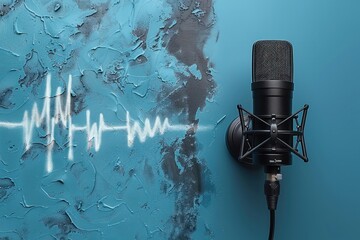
[
  {"left": 252, "top": 40, "right": 294, "bottom": 167},
  {"left": 226, "top": 40, "right": 309, "bottom": 240}
]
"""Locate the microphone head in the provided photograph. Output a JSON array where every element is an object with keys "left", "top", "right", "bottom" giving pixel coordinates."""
[{"left": 252, "top": 40, "right": 293, "bottom": 82}]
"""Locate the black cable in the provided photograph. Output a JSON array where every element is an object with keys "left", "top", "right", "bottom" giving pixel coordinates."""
[
  {"left": 264, "top": 168, "right": 280, "bottom": 240},
  {"left": 268, "top": 209, "right": 275, "bottom": 240}
]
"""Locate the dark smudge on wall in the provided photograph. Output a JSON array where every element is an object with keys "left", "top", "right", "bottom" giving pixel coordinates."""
[{"left": 157, "top": 0, "right": 216, "bottom": 239}]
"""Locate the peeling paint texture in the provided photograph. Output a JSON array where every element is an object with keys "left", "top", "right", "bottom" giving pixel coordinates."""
[{"left": 0, "top": 0, "right": 216, "bottom": 239}]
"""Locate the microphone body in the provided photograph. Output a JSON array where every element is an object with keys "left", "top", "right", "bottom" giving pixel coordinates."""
[{"left": 252, "top": 41, "right": 294, "bottom": 167}]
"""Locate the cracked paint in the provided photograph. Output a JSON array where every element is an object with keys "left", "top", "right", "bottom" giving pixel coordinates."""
[{"left": 0, "top": 0, "right": 217, "bottom": 239}]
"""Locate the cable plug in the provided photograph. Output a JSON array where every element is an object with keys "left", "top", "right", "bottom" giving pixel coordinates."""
[{"left": 264, "top": 170, "right": 281, "bottom": 210}]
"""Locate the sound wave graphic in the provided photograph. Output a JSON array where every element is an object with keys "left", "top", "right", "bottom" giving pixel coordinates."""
[{"left": 0, "top": 74, "right": 211, "bottom": 173}]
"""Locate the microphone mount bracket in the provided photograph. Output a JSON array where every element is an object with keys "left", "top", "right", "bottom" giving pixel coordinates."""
[{"left": 226, "top": 104, "right": 309, "bottom": 166}]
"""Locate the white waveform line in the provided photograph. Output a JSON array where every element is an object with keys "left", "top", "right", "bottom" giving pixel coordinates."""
[{"left": 0, "top": 74, "right": 212, "bottom": 173}]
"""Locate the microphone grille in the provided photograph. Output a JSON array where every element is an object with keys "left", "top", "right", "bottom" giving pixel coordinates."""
[{"left": 252, "top": 40, "right": 293, "bottom": 82}]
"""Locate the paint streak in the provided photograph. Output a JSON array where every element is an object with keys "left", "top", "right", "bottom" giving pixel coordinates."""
[
  {"left": 0, "top": 88, "right": 14, "bottom": 109},
  {"left": 0, "top": 178, "right": 15, "bottom": 200},
  {"left": 156, "top": 0, "right": 216, "bottom": 238},
  {"left": 18, "top": 50, "right": 47, "bottom": 92},
  {"left": 77, "top": 2, "right": 110, "bottom": 39},
  {"left": 43, "top": 211, "right": 78, "bottom": 238},
  {"left": 161, "top": 130, "right": 212, "bottom": 240},
  {"left": 161, "top": 0, "right": 216, "bottom": 122},
  {"left": 0, "top": 0, "right": 23, "bottom": 17}
]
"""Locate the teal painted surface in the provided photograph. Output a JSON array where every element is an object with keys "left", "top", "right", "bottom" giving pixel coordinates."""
[{"left": 0, "top": 0, "right": 360, "bottom": 239}]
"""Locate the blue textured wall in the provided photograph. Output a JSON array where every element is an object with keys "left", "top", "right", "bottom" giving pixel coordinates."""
[{"left": 1, "top": 0, "right": 360, "bottom": 239}]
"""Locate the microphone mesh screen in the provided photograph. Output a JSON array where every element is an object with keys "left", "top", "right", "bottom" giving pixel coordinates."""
[{"left": 252, "top": 40, "right": 293, "bottom": 82}]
